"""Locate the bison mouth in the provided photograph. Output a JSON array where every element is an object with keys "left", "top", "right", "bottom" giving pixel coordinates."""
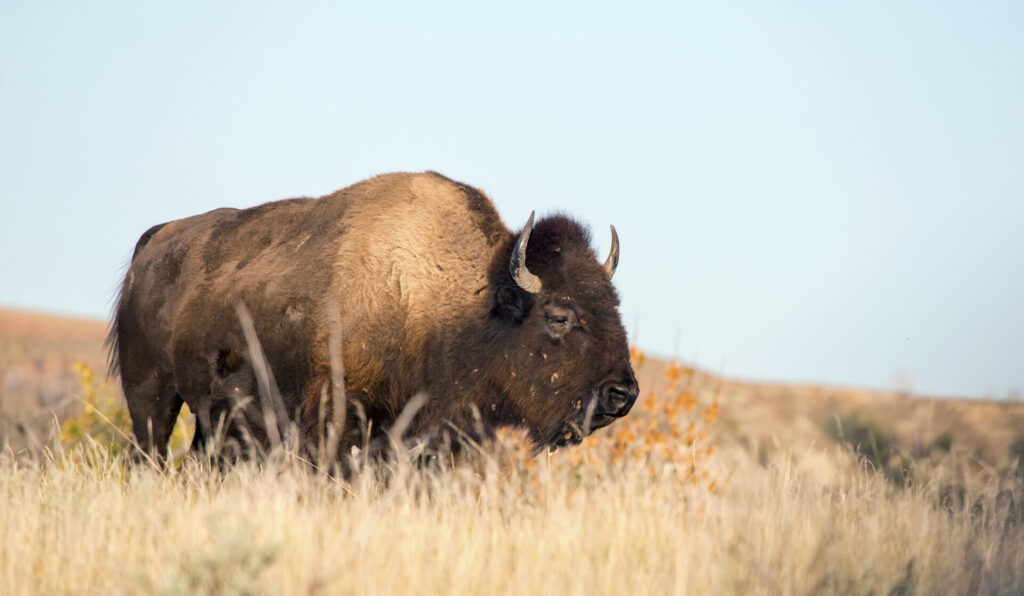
[
  {"left": 545, "top": 409, "right": 623, "bottom": 450},
  {"left": 549, "top": 427, "right": 583, "bottom": 449},
  {"left": 541, "top": 377, "right": 639, "bottom": 451}
]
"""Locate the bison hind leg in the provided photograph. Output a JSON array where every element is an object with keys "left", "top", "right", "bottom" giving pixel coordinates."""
[
  {"left": 189, "top": 414, "right": 210, "bottom": 455},
  {"left": 124, "top": 373, "right": 184, "bottom": 460}
]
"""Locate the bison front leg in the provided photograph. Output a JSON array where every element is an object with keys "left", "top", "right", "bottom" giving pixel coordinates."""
[{"left": 186, "top": 390, "right": 273, "bottom": 462}]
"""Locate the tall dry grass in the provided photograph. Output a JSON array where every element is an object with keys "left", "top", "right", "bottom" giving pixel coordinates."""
[
  {"left": 1, "top": 442, "right": 1022, "bottom": 595},
  {"left": 2, "top": 349, "right": 1023, "bottom": 595}
]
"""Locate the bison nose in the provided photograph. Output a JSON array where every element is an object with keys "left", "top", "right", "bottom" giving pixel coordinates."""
[{"left": 601, "top": 382, "right": 638, "bottom": 415}]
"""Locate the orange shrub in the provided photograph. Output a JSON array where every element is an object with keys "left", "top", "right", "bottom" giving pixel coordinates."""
[{"left": 545, "top": 347, "right": 721, "bottom": 493}]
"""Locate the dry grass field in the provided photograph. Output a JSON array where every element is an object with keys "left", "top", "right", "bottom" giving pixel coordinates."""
[{"left": 2, "top": 309, "right": 1024, "bottom": 594}]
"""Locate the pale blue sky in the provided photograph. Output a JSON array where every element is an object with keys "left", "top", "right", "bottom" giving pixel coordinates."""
[{"left": 2, "top": 2, "right": 1022, "bottom": 397}]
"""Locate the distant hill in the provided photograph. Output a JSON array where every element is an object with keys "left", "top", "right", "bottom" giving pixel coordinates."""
[
  {"left": 0, "top": 308, "right": 109, "bottom": 370},
  {"left": 2, "top": 308, "right": 1023, "bottom": 470},
  {"left": 634, "top": 351, "right": 1024, "bottom": 474}
]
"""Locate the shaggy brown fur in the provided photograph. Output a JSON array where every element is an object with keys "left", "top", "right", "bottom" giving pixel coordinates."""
[{"left": 109, "top": 171, "right": 638, "bottom": 458}]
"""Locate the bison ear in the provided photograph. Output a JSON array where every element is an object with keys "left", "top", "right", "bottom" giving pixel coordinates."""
[{"left": 491, "top": 285, "right": 532, "bottom": 324}]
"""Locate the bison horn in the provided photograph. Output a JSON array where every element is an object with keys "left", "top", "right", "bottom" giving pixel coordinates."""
[
  {"left": 604, "top": 225, "right": 619, "bottom": 278},
  {"left": 510, "top": 211, "right": 543, "bottom": 294}
]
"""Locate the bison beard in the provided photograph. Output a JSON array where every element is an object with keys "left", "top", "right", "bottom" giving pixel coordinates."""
[{"left": 108, "top": 171, "right": 639, "bottom": 463}]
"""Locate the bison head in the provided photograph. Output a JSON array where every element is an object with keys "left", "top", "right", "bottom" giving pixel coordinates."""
[{"left": 486, "top": 212, "right": 639, "bottom": 448}]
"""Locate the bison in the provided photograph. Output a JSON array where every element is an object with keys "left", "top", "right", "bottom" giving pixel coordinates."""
[{"left": 109, "top": 171, "right": 638, "bottom": 460}]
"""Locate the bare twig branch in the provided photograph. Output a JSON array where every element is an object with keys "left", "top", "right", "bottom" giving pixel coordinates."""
[
  {"left": 235, "top": 301, "right": 288, "bottom": 450},
  {"left": 388, "top": 392, "right": 428, "bottom": 451}
]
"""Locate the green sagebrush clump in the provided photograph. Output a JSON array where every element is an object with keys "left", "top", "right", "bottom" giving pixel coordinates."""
[
  {"left": 932, "top": 431, "right": 954, "bottom": 453},
  {"left": 826, "top": 411, "right": 893, "bottom": 470},
  {"left": 1011, "top": 435, "right": 1024, "bottom": 479}
]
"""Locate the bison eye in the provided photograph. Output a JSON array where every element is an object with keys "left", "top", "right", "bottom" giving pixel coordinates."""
[
  {"left": 544, "top": 306, "right": 577, "bottom": 340},
  {"left": 547, "top": 314, "right": 570, "bottom": 327}
]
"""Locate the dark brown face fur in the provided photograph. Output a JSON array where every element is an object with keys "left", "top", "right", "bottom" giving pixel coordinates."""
[{"left": 460, "top": 214, "right": 639, "bottom": 448}]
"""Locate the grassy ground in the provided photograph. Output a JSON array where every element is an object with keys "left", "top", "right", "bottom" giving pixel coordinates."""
[
  {"left": 2, "top": 441, "right": 1022, "bottom": 595},
  {"left": 2, "top": 309, "right": 1024, "bottom": 594}
]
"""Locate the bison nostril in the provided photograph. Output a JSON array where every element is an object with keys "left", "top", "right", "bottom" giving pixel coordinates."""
[{"left": 603, "top": 383, "right": 637, "bottom": 412}]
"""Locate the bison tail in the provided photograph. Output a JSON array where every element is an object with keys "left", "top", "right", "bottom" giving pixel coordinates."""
[
  {"left": 104, "top": 275, "right": 126, "bottom": 379},
  {"left": 106, "top": 222, "right": 168, "bottom": 378}
]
